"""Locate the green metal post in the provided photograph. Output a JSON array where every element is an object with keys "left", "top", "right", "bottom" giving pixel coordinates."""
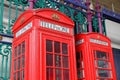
[
  {"left": 1, "top": 56, "right": 4, "bottom": 79},
  {"left": 5, "top": 57, "right": 8, "bottom": 80},
  {"left": 102, "top": 18, "right": 107, "bottom": 36},
  {"left": 0, "top": 0, "right": 4, "bottom": 33},
  {"left": 7, "top": 0, "right": 12, "bottom": 34}
]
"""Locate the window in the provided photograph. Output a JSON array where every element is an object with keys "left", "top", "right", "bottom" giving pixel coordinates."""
[
  {"left": 56, "top": 69, "right": 62, "bottom": 80},
  {"left": 14, "top": 60, "right": 16, "bottom": 71},
  {"left": 54, "top": 41, "right": 60, "bottom": 53},
  {"left": 22, "top": 42, "right": 25, "bottom": 54},
  {"left": 76, "top": 52, "right": 84, "bottom": 79},
  {"left": 46, "top": 40, "right": 70, "bottom": 80},
  {"left": 46, "top": 68, "right": 53, "bottom": 80},
  {"left": 63, "top": 70, "right": 69, "bottom": 80},
  {"left": 96, "top": 51, "right": 107, "bottom": 59},
  {"left": 63, "top": 56, "right": 69, "bottom": 68},
  {"left": 62, "top": 43, "right": 68, "bottom": 54},
  {"left": 98, "top": 70, "right": 111, "bottom": 78},
  {"left": 14, "top": 47, "right": 17, "bottom": 57},
  {"left": 46, "top": 54, "right": 53, "bottom": 66},
  {"left": 46, "top": 40, "right": 53, "bottom": 52},
  {"left": 13, "top": 41, "right": 25, "bottom": 80},
  {"left": 94, "top": 50, "right": 112, "bottom": 79}
]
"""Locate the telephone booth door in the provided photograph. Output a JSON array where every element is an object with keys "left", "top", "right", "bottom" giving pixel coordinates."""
[
  {"left": 42, "top": 35, "right": 74, "bottom": 80},
  {"left": 11, "top": 8, "right": 77, "bottom": 80},
  {"left": 91, "top": 46, "right": 116, "bottom": 80},
  {"left": 75, "top": 33, "right": 116, "bottom": 80}
]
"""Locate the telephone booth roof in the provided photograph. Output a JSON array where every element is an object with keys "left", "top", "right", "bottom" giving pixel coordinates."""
[
  {"left": 12, "top": 8, "right": 74, "bottom": 33},
  {"left": 75, "top": 32, "right": 111, "bottom": 46},
  {"left": 76, "top": 32, "right": 110, "bottom": 40}
]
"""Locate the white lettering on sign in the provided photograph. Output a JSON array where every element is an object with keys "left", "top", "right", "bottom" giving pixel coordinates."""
[
  {"left": 76, "top": 39, "right": 84, "bottom": 45},
  {"left": 16, "top": 22, "right": 32, "bottom": 37},
  {"left": 90, "top": 38, "right": 108, "bottom": 46},
  {"left": 40, "top": 21, "right": 70, "bottom": 33}
]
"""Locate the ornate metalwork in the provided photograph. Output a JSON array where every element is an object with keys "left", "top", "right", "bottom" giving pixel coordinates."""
[
  {"left": 0, "top": 43, "right": 12, "bottom": 80},
  {"left": 92, "top": 16, "right": 99, "bottom": 32},
  {"left": 3, "top": 0, "right": 107, "bottom": 35},
  {"left": 0, "top": 0, "right": 4, "bottom": 33},
  {"left": 33, "top": 0, "right": 106, "bottom": 34}
]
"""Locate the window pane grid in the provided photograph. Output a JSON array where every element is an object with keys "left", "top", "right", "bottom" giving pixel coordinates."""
[
  {"left": 94, "top": 51, "right": 109, "bottom": 60},
  {"left": 76, "top": 52, "right": 84, "bottom": 79},
  {"left": 46, "top": 40, "right": 70, "bottom": 80},
  {"left": 94, "top": 50, "right": 112, "bottom": 79},
  {"left": 13, "top": 41, "right": 25, "bottom": 80}
]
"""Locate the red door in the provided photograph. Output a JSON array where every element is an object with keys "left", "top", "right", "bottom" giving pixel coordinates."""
[{"left": 41, "top": 34, "right": 76, "bottom": 80}]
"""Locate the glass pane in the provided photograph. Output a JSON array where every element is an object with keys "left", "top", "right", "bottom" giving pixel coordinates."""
[
  {"left": 22, "top": 56, "right": 25, "bottom": 68},
  {"left": 63, "top": 56, "right": 69, "bottom": 68},
  {"left": 46, "top": 40, "right": 53, "bottom": 52},
  {"left": 14, "top": 47, "right": 17, "bottom": 57},
  {"left": 63, "top": 70, "right": 69, "bottom": 80},
  {"left": 46, "top": 54, "right": 53, "bottom": 66},
  {"left": 77, "top": 70, "right": 84, "bottom": 78},
  {"left": 46, "top": 68, "right": 53, "bottom": 80},
  {"left": 76, "top": 52, "right": 84, "bottom": 68},
  {"left": 22, "top": 41, "right": 25, "bottom": 54},
  {"left": 62, "top": 43, "right": 68, "bottom": 54},
  {"left": 21, "top": 70, "right": 24, "bottom": 80},
  {"left": 97, "top": 60, "right": 109, "bottom": 68},
  {"left": 76, "top": 53, "right": 80, "bottom": 68},
  {"left": 96, "top": 51, "right": 107, "bottom": 59},
  {"left": 54, "top": 41, "right": 60, "bottom": 53},
  {"left": 14, "top": 60, "right": 16, "bottom": 71},
  {"left": 14, "top": 73, "right": 16, "bottom": 80},
  {"left": 18, "top": 58, "right": 20, "bottom": 70},
  {"left": 55, "top": 55, "right": 61, "bottom": 67},
  {"left": 98, "top": 70, "right": 111, "bottom": 78},
  {"left": 17, "top": 71, "right": 20, "bottom": 80},
  {"left": 18, "top": 44, "right": 21, "bottom": 56},
  {"left": 56, "top": 69, "right": 62, "bottom": 80}
]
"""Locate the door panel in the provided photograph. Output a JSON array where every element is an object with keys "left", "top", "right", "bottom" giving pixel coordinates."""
[
  {"left": 42, "top": 34, "right": 71, "bottom": 80},
  {"left": 91, "top": 46, "right": 113, "bottom": 80}
]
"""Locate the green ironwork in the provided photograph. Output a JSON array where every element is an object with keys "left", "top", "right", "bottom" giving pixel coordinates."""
[
  {"left": 92, "top": 15, "right": 99, "bottom": 32},
  {"left": 33, "top": 0, "right": 106, "bottom": 34},
  {"left": 0, "top": 0, "right": 29, "bottom": 35},
  {"left": 0, "top": 43, "right": 11, "bottom": 80},
  {"left": 9, "top": 0, "right": 28, "bottom": 23},
  {"left": 34, "top": 0, "right": 88, "bottom": 34},
  {"left": 0, "top": 0, "right": 4, "bottom": 33},
  {"left": 2, "top": 0, "right": 106, "bottom": 35},
  {"left": 102, "top": 17, "right": 107, "bottom": 35},
  {"left": 92, "top": 15, "right": 107, "bottom": 35}
]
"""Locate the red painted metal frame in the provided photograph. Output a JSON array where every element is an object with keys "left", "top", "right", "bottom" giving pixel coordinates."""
[
  {"left": 75, "top": 32, "right": 116, "bottom": 80},
  {"left": 11, "top": 8, "right": 77, "bottom": 80}
]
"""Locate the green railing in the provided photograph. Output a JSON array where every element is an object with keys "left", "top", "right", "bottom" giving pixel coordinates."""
[
  {"left": 2, "top": 0, "right": 106, "bottom": 35},
  {"left": 34, "top": 0, "right": 106, "bottom": 35}
]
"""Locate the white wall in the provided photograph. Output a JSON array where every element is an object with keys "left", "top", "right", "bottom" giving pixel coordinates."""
[{"left": 105, "top": 19, "right": 120, "bottom": 49}]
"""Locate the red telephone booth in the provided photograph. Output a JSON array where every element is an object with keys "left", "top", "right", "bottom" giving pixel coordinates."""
[
  {"left": 75, "top": 33, "right": 116, "bottom": 80},
  {"left": 11, "top": 8, "right": 77, "bottom": 80}
]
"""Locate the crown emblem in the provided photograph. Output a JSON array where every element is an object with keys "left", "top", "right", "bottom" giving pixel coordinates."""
[
  {"left": 52, "top": 14, "right": 60, "bottom": 20},
  {"left": 20, "top": 17, "right": 25, "bottom": 24}
]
